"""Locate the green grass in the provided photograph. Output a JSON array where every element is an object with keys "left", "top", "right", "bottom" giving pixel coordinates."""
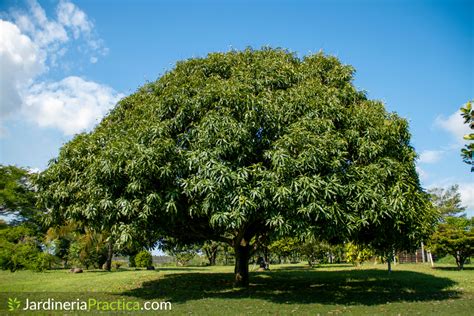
[{"left": 1, "top": 263, "right": 473, "bottom": 315}]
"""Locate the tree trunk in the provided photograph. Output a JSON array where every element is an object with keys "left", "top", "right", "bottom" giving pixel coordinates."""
[
  {"left": 428, "top": 251, "right": 434, "bottom": 267},
  {"left": 387, "top": 251, "right": 393, "bottom": 273},
  {"left": 421, "top": 242, "right": 425, "bottom": 263},
  {"left": 104, "top": 239, "right": 113, "bottom": 271},
  {"left": 234, "top": 243, "right": 250, "bottom": 287},
  {"left": 210, "top": 249, "right": 217, "bottom": 266},
  {"left": 206, "top": 244, "right": 218, "bottom": 266},
  {"left": 456, "top": 251, "right": 464, "bottom": 270},
  {"left": 263, "top": 247, "right": 270, "bottom": 269}
]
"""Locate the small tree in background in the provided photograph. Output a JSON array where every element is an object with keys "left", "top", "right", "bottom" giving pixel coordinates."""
[
  {"left": 202, "top": 241, "right": 220, "bottom": 266},
  {"left": 299, "top": 238, "right": 332, "bottom": 267},
  {"left": 428, "top": 185, "right": 466, "bottom": 218},
  {"left": 161, "top": 240, "right": 198, "bottom": 266},
  {"left": 430, "top": 216, "right": 473, "bottom": 270},
  {"left": 268, "top": 237, "right": 300, "bottom": 263},
  {"left": 0, "top": 165, "right": 40, "bottom": 225}
]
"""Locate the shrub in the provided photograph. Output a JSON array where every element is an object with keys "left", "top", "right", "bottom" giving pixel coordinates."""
[
  {"left": 28, "top": 252, "right": 56, "bottom": 272},
  {"left": 112, "top": 260, "right": 124, "bottom": 269},
  {"left": 345, "top": 243, "right": 375, "bottom": 266},
  {"left": 300, "top": 239, "right": 332, "bottom": 267},
  {"left": 135, "top": 250, "right": 153, "bottom": 267},
  {"left": 0, "top": 226, "right": 51, "bottom": 272}
]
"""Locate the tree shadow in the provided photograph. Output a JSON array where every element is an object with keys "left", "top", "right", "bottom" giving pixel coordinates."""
[
  {"left": 273, "top": 264, "right": 354, "bottom": 271},
  {"left": 121, "top": 268, "right": 459, "bottom": 306},
  {"left": 84, "top": 269, "right": 131, "bottom": 273},
  {"left": 433, "top": 266, "right": 474, "bottom": 271},
  {"left": 157, "top": 267, "right": 208, "bottom": 271}
]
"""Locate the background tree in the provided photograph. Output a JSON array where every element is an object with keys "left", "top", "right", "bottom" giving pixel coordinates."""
[
  {"left": 268, "top": 237, "right": 301, "bottom": 264},
  {"left": 430, "top": 216, "right": 473, "bottom": 270},
  {"left": 0, "top": 165, "right": 40, "bottom": 225},
  {"left": 460, "top": 100, "right": 473, "bottom": 171},
  {"left": 299, "top": 238, "right": 330, "bottom": 267},
  {"left": 429, "top": 185, "right": 466, "bottom": 218},
  {"left": 44, "top": 223, "right": 76, "bottom": 268},
  {"left": 37, "top": 48, "right": 436, "bottom": 286},
  {"left": 45, "top": 222, "right": 109, "bottom": 269},
  {"left": 161, "top": 239, "right": 199, "bottom": 266},
  {"left": 427, "top": 184, "right": 472, "bottom": 269},
  {"left": 202, "top": 241, "right": 220, "bottom": 266},
  {"left": 0, "top": 225, "right": 54, "bottom": 272}
]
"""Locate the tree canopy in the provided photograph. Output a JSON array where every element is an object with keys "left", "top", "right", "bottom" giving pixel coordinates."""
[
  {"left": 430, "top": 216, "right": 473, "bottom": 270},
  {"left": 37, "top": 48, "right": 436, "bottom": 286}
]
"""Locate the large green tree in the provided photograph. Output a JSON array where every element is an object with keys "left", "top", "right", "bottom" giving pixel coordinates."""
[{"left": 37, "top": 48, "right": 435, "bottom": 286}]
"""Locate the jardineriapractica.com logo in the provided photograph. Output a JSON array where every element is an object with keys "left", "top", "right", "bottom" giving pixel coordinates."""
[{"left": 6, "top": 297, "right": 171, "bottom": 312}]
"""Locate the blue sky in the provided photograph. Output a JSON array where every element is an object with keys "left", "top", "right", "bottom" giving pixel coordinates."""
[{"left": 1, "top": 0, "right": 473, "bottom": 215}]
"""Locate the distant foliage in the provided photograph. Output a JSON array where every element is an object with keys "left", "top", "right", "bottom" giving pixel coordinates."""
[
  {"left": 162, "top": 241, "right": 198, "bottom": 266},
  {"left": 0, "top": 225, "right": 54, "bottom": 272},
  {"left": 345, "top": 243, "right": 375, "bottom": 266},
  {"left": 430, "top": 216, "right": 474, "bottom": 270},
  {"left": 299, "top": 239, "right": 333, "bottom": 267},
  {"left": 0, "top": 165, "right": 40, "bottom": 224},
  {"left": 268, "top": 237, "right": 301, "bottom": 262},
  {"left": 428, "top": 185, "right": 466, "bottom": 218},
  {"left": 135, "top": 250, "right": 153, "bottom": 267}
]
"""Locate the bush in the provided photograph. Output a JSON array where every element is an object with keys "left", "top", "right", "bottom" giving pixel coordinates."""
[
  {"left": 0, "top": 226, "right": 51, "bottom": 272},
  {"left": 0, "top": 239, "right": 53, "bottom": 272},
  {"left": 112, "top": 260, "right": 124, "bottom": 269},
  {"left": 28, "top": 252, "right": 56, "bottom": 272},
  {"left": 135, "top": 251, "right": 153, "bottom": 267},
  {"left": 300, "top": 239, "right": 332, "bottom": 267},
  {"left": 345, "top": 243, "right": 375, "bottom": 266}
]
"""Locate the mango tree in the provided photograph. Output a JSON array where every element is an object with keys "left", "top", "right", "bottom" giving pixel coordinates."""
[{"left": 37, "top": 48, "right": 436, "bottom": 286}]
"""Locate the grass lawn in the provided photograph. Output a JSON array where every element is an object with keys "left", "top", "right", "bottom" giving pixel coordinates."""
[{"left": 1, "top": 263, "right": 473, "bottom": 315}]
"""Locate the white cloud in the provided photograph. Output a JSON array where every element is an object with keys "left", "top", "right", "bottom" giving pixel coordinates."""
[
  {"left": 13, "top": 0, "right": 68, "bottom": 48},
  {"left": 57, "top": 0, "right": 92, "bottom": 39},
  {"left": 24, "top": 76, "right": 123, "bottom": 135},
  {"left": 458, "top": 183, "right": 474, "bottom": 214},
  {"left": 418, "top": 150, "right": 444, "bottom": 164},
  {"left": 0, "top": 1, "right": 120, "bottom": 136},
  {"left": 0, "top": 20, "right": 45, "bottom": 117},
  {"left": 435, "top": 110, "right": 472, "bottom": 144},
  {"left": 11, "top": 0, "right": 106, "bottom": 62}
]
